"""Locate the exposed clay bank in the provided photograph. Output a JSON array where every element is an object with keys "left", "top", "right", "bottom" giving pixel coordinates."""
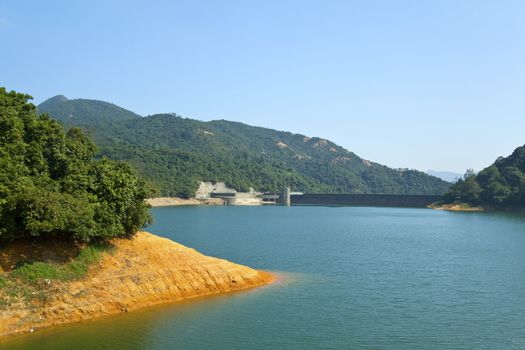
[
  {"left": 146, "top": 197, "right": 225, "bottom": 207},
  {"left": 0, "top": 232, "right": 274, "bottom": 338}
]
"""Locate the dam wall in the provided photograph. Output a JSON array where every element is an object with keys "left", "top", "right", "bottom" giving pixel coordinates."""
[{"left": 290, "top": 194, "right": 442, "bottom": 208}]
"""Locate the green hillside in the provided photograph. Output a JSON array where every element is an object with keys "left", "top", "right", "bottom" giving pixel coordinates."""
[
  {"left": 38, "top": 95, "right": 451, "bottom": 197},
  {"left": 443, "top": 145, "right": 525, "bottom": 209},
  {"left": 37, "top": 95, "right": 141, "bottom": 126}
]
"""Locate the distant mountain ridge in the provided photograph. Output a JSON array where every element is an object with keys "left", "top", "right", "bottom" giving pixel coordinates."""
[
  {"left": 426, "top": 170, "right": 462, "bottom": 183},
  {"left": 38, "top": 95, "right": 451, "bottom": 197}
]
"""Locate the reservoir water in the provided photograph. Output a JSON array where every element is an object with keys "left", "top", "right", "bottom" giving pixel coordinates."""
[{"left": 3, "top": 206, "right": 525, "bottom": 349}]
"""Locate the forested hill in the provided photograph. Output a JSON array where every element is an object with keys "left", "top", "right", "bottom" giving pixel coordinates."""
[
  {"left": 37, "top": 95, "right": 141, "bottom": 126},
  {"left": 443, "top": 145, "right": 525, "bottom": 208},
  {"left": 38, "top": 95, "right": 451, "bottom": 197}
]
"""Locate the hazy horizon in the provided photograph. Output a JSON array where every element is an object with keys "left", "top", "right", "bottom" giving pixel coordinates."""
[{"left": 2, "top": 0, "right": 524, "bottom": 173}]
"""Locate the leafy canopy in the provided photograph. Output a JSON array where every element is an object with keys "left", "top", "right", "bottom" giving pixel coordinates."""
[
  {"left": 443, "top": 146, "right": 525, "bottom": 208},
  {"left": 0, "top": 88, "right": 152, "bottom": 243}
]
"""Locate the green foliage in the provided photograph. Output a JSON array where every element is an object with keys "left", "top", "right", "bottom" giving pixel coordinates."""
[
  {"left": 0, "top": 88, "right": 152, "bottom": 242},
  {"left": 443, "top": 146, "right": 525, "bottom": 208},
  {"left": 38, "top": 96, "right": 451, "bottom": 196},
  {"left": 2, "top": 280, "right": 34, "bottom": 305},
  {"left": 37, "top": 95, "right": 141, "bottom": 126},
  {"left": 10, "top": 262, "right": 65, "bottom": 283},
  {"left": 0, "top": 244, "right": 112, "bottom": 307},
  {"left": 9, "top": 244, "right": 111, "bottom": 283}
]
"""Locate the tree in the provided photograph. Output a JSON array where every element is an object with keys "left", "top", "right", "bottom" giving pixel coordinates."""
[
  {"left": 0, "top": 88, "right": 152, "bottom": 243},
  {"left": 442, "top": 146, "right": 525, "bottom": 208}
]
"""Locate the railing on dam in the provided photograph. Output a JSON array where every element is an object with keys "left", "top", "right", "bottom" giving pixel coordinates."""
[{"left": 290, "top": 194, "right": 442, "bottom": 208}]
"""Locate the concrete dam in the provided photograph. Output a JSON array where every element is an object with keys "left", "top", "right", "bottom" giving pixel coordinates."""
[
  {"left": 200, "top": 182, "right": 442, "bottom": 208},
  {"left": 289, "top": 193, "right": 442, "bottom": 208}
]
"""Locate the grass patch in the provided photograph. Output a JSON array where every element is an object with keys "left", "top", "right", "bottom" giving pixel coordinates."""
[
  {"left": 5, "top": 281, "right": 33, "bottom": 300},
  {"left": 10, "top": 243, "right": 113, "bottom": 284},
  {"left": 1, "top": 242, "right": 114, "bottom": 307},
  {"left": 10, "top": 262, "right": 64, "bottom": 283},
  {"left": 458, "top": 203, "right": 473, "bottom": 209}
]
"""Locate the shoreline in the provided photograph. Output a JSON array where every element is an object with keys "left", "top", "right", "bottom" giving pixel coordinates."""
[
  {"left": 430, "top": 203, "right": 525, "bottom": 213},
  {"left": 429, "top": 202, "right": 484, "bottom": 212},
  {"left": 0, "top": 232, "right": 275, "bottom": 338},
  {"left": 146, "top": 197, "right": 225, "bottom": 207}
]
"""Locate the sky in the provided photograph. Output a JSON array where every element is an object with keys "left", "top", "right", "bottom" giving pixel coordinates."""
[{"left": 1, "top": 0, "right": 524, "bottom": 173}]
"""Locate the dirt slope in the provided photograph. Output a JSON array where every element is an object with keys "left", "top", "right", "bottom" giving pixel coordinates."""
[{"left": 0, "top": 232, "right": 274, "bottom": 337}]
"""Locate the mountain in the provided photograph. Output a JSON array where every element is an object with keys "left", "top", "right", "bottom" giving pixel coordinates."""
[
  {"left": 38, "top": 95, "right": 451, "bottom": 197},
  {"left": 426, "top": 170, "right": 462, "bottom": 183},
  {"left": 37, "top": 95, "right": 141, "bottom": 126},
  {"left": 443, "top": 145, "right": 525, "bottom": 208}
]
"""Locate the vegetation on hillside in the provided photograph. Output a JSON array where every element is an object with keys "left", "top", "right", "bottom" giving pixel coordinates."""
[
  {"left": 37, "top": 95, "right": 141, "bottom": 126},
  {"left": 38, "top": 96, "right": 451, "bottom": 197},
  {"left": 0, "top": 88, "right": 152, "bottom": 243},
  {"left": 0, "top": 243, "right": 112, "bottom": 308},
  {"left": 443, "top": 145, "right": 525, "bottom": 209}
]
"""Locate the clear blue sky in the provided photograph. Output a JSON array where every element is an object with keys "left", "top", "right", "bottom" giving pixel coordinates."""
[{"left": 1, "top": 1, "right": 524, "bottom": 173}]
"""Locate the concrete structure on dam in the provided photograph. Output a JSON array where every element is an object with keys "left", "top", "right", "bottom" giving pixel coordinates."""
[{"left": 197, "top": 181, "right": 264, "bottom": 205}]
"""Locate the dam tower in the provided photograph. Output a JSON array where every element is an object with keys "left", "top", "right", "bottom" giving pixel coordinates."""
[{"left": 282, "top": 187, "right": 291, "bottom": 206}]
